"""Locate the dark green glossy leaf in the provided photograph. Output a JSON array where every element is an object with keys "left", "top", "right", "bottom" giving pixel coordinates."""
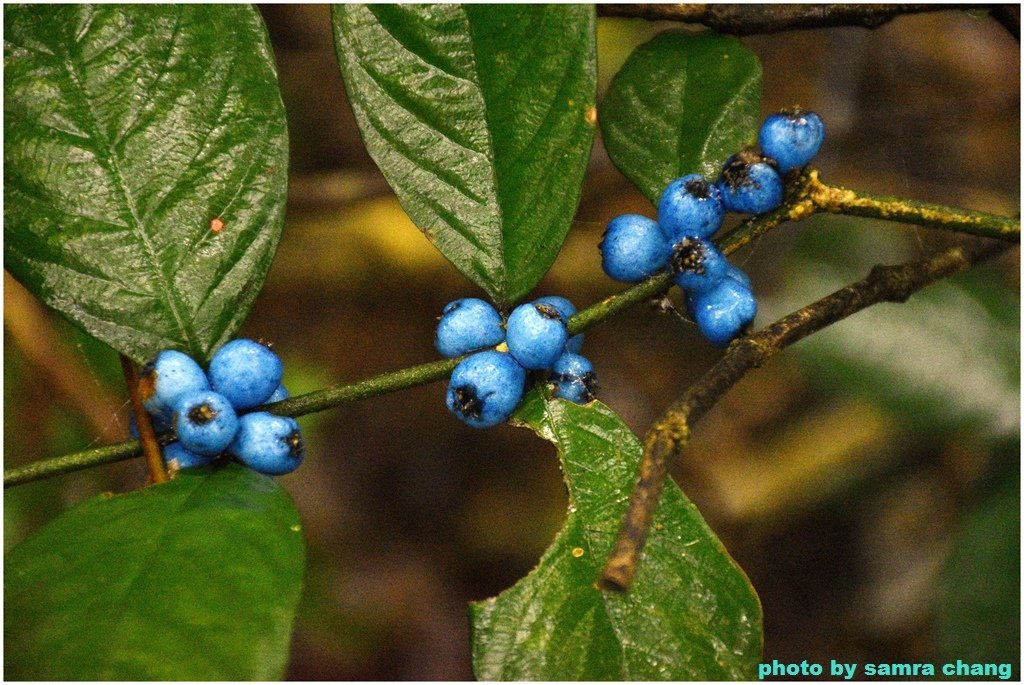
[
  {"left": 601, "top": 30, "right": 761, "bottom": 204},
  {"left": 332, "top": 4, "right": 596, "bottom": 306},
  {"left": 4, "top": 5, "right": 289, "bottom": 364},
  {"left": 4, "top": 464, "right": 306, "bottom": 680},
  {"left": 471, "top": 391, "right": 762, "bottom": 680}
]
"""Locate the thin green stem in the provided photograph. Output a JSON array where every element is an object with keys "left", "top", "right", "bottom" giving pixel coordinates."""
[
  {"left": 4, "top": 441, "right": 143, "bottom": 487},
  {"left": 266, "top": 356, "right": 459, "bottom": 418},
  {"left": 5, "top": 174, "right": 1018, "bottom": 488}
]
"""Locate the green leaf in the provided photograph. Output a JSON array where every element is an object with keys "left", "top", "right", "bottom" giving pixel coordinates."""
[
  {"left": 601, "top": 30, "right": 761, "bottom": 204},
  {"left": 471, "top": 391, "right": 762, "bottom": 680},
  {"left": 4, "top": 464, "right": 306, "bottom": 680},
  {"left": 332, "top": 4, "right": 596, "bottom": 306},
  {"left": 4, "top": 5, "right": 289, "bottom": 364}
]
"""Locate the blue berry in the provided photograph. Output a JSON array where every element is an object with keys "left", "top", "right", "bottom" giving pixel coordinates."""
[
  {"left": 230, "top": 412, "right": 304, "bottom": 476},
  {"left": 446, "top": 350, "right": 526, "bottom": 428},
  {"left": 658, "top": 174, "right": 725, "bottom": 241},
  {"left": 552, "top": 352, "right": 598, "bottom": 404},
  {"left": 435, "top": 298, "right": 505, "bottom": 358},
  {"left": 164, "top": 441, "right": 215, "bottom": 471},
  {"left": 533, "top": 295, "right": 584, "bottom": 354},
  {"left": 505, "top": 302, "right": 568, "bottom": 371},
  {"left": 266, "top": 384, "right": 290, "bottom": 403},
  {"left": 139, "top": 350, "right": 209, "bottom": 417},
  {"left": 759, "top": 108, "right": 825, "bottom": 174},
  {"left": 174, "top": 391, "right": 239, "bottom": 456},
  {"left": 669, "top": 236, "right": 729, "bottom": 294},
  {"left": 208, "top": 339, "right": 283, "bottom": 410},
  {"left": 600, "top": 214, "right": 670, "bottom": 283},
  {"left": 723, "top": 263, "right": 752, "bottom": 290},
  {"left": 689, "top": 277, "right": 757, "bottom": 348},
  {"left": 718, "top": 151, "right": 784, "bottom": 214},
  {"left": 129, "top": 411, "right": 173, "bottom": 439}
]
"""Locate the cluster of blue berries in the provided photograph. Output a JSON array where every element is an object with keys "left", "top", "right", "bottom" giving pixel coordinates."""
[
  {"left": 437, "top": 296, "right": 597, "bottom": 428},
  {"left": 133, "top": 339, "right": 303, "bottom": 476},
  {"left": 601, "top": 108, "right": 825, "bottom": 347}
]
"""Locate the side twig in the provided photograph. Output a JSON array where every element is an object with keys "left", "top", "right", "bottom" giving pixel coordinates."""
[
  {"left": 120, "top": 355, "right": 168, "bottom": 485},
  {"left": 598, "top": 238, "right": 1012, "bottom": 591}
]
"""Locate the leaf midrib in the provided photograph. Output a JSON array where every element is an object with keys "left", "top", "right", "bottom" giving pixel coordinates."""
[
  {"left": 58, "top": 13, "right": 198, "bottom": 357},
  {"left": 463, "top": 6, "right": 508, "bottom": 300},
  {"left": 541, "top": 400, "right": 636, "bottom": 680}
]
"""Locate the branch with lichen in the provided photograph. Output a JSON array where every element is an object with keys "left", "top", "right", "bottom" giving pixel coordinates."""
[
  {"left": 598, "top": 237, "right": 1012, "bottom": 591},
  {"left": 596, "top": 4, "right": 992, "bottom": 35},
  {"left": 4, "top": 174, "right": 1018, "bottom": 488}
]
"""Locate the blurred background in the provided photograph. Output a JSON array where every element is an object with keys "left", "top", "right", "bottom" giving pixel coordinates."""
[{"left": 5, "top": 5, "right": 1019, "bottom": 680}]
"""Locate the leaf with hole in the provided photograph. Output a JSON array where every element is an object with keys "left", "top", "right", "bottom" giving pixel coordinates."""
[
  {"left": 332, "top": 4, "right": 596, "bottom": 306},
  {"left": 4, "top": 464, "right": 306, "bottom": 680},
  {"left": 471, "top": 391, "right": 763, "bottom": 680},
  {"left": 601, "top": 30, "right": 762, "bottom": 205},
  {"left": 4, "top": 4, "right": 289, "bottom": 363}
]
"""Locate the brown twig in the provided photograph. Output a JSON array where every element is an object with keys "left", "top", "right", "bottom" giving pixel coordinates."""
[
  {"left": 599, "top": 238, "right": 1013, "bottom": 591},
  {"left": 119, "top": 355, "right": 168, "bottom": 485},
  {"left": 597, "top": 4, "right": 986, "bottom": 35}
]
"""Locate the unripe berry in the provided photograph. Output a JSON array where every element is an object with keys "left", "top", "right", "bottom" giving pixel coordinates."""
[
  {"left": 435, "top": 297, "right": 505, "bottom": 358},
  {"left": 446, "top": 350, "right": 526, "bottom": 428},
  {"left": 658, "top": 174, "right": 725, "bottom": 241},
  {"left": 600, "top": 214, "right": 671, "bottom": 283}
]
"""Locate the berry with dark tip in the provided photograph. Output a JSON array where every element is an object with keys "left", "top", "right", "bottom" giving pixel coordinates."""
[
  {"left": 505, "top": 302, "right": 569, "bottom": 371},
  {"left": 689, "top": 276, "right": 757, "bottom": 348},
  {"left": 208, "top": 338, "right": 283, "bottom": 410},
  {"left": 600, "top": 214, "right": 671, "bottom": 283},
  {"left": 435, "top": 297, "right": 505, "bottom": 358},
  {"left": 139, "top": 350, "right": 209, "bottom": 418},
  {"left": 174, "top": 390, "right": 239, "bottom": 456},
  {"left": 759, "top": 108, "right": 825, "bottom": 174},
  {"left": 658, "top": 174, "right": 726, "bottom": 242},
  {"left": 669, "top": 236, "right": 729, "bottom": 294},
  {"left": 534, "top": 295, "right": 584, "bottom": 354},
  {"left": 230, "top": 412, "right": 305, "bottom": 476},
  {"left": 445, "top": 350, "right": 526, "bottom": 428},
  {"left": 164, "top": 441, "right": 215, "bottom": 471},
  {"left": 717, "top": 150, "right": 784, "bottom": 215},
  {"left": 552, "top": 352, "right": 598, "bottom": 404}
]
